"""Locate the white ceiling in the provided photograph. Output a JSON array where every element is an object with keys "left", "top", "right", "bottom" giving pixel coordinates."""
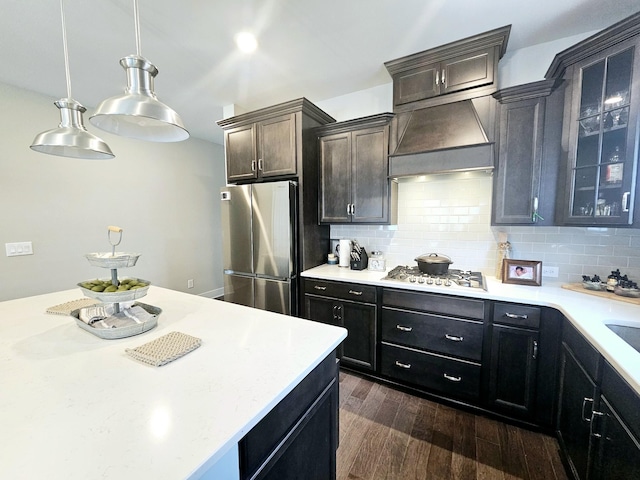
[{"left": 2, "top": 0, "right": 638, "bottom": 145}]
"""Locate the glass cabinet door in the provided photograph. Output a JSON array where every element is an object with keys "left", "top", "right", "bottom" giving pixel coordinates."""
[{"left": 570, "top": 47, "right": 636, "bottom": 224}]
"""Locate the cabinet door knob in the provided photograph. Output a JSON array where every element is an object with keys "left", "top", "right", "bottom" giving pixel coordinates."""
[
  {"left": 351, "top": 204, "right": 356, "bottom": 216},
  {"left": 532, "top": 340, "right": 538, "bottom": 359},
  {"left": 396, "top": 325, "right": 413, "bottom": 332},
  {"left": 443, "top": 373, "right": 462, "bottom": 382},
  {"left": 251, "top": 160, "right": 257, "bottom": 172},
  {"left": 346, "top": 204, "right": 351, "bottom": 216},
  {"left": 441, "top": 69, "right": 446, "bottom": 85},
  {"left": 445, "top": 334, "right": 463, "bottom": 342},
  {"left": 505, "top": 312, "right": 528, "bottom": 319},
  {"left": 395, "top": 360, "right": 411, "bottom": 369},
  {"left": 257, "top": 158, "right": 264, "bottom": 171}
]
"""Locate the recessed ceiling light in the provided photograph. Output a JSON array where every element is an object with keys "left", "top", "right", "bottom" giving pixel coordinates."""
[{"left": 235, "top": 31, "right": 258, "bottom": 53}]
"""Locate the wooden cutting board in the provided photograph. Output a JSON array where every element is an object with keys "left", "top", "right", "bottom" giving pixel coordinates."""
[{"left": 562, "top": 283, "right": 640, "bottom": 306}]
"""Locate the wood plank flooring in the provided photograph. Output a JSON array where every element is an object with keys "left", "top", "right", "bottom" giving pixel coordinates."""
[{"left": 337, "top": 370, "right": 569, "bottom": 480}]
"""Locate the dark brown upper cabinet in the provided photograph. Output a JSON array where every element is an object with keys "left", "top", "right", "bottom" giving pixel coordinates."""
[
  {"left": 316, "top": 113, "right": 397, "bottom": 224},
  {"left": 385, "top": 25, "right": 511, "bottom": 112},
  {"left": 546, "top": 12, "right": 640, "bottom": 226},
  {"left": 492, "top": 79, "right": 564, "bottom": 225},
  {"left": 217, "top": 98, "right": 335, "bottom": 184}
]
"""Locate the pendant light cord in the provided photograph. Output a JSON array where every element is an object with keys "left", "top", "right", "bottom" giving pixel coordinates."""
[
  {"left": 59, "top": 0, "right": 72, "bottom": 99},
  {"left": 133, "top": 0, "right": 141, "bottom": 56}
]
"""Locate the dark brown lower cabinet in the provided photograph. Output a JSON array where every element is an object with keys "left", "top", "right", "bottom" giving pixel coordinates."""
[
  {"left": 488, "top": 324, "right": 539, "bottom": 416},
  {"left": 591, "top": 395, "right": 640, "bottom": 479},
  {"left": 557, "top": 343, "right": 598, "bottom": 480},
  {"left": 239, "top": 354, "right": 338, "bottom": 480},
  {"left": 304, "top": 279, "right": 377, "bottom": 371},
  {"left": 557, "top": 320, "right": 640, "bottom": 480}
]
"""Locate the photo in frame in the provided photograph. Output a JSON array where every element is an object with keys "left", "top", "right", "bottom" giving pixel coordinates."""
[{"left": 502, "top": 259, "right": 542, "bottom": 286}]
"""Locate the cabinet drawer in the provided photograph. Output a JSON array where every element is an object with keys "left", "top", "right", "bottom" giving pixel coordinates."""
[
  {"left": 383, "top": 288, "right": 486, "bottom": 320},
  {"left": 304, "top": 279, "right": 376, "bottom": 303},
  {"left": 304, "top": 278, "right": 376, "bottom": 303},
  {"left": 381, "top": 343, "right": 480, "bottom": 400},
  {"left": 381, "top": 307, "right": 483, "bottom": 361},
  {"left": 493, "top": 302, "right": 540, "bottom": 329}
]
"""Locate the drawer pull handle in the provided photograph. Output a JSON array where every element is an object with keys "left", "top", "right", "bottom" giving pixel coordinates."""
[
  {"left": 445, "top": 334, "right": 463, "bottom": 342},
  {"left": 590, "top": 410, "right": 605, "bottom": 438},
  {"left": 396, "top": 325, "right": 413, "bottom": 332},
  {"left": 505, "top": 312, "right": 528, "bottom": 319},
  {"left": 582, "top": 397, "right": 594, "bottom": 422},
  {"left": 348, "top": 290, "right": 363, "bottom": 296},
  {"left": 313, "top": 285, "right": 327, "bottom": 291},
  {"left": 443, "top": 373, "right": 462, "bottom": 382},
  {"left": 395, "top": 361, "right": 411, "bottom": 369}
]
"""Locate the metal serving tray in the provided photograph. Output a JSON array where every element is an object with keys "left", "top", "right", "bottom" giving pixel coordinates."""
[{"left": 71, "top": 302, "right": 161, "bottom": 340}]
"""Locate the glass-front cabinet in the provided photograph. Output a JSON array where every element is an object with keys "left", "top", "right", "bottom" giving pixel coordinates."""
[{"left": 568, "top": 45, "right": 638, "bottom": 225}]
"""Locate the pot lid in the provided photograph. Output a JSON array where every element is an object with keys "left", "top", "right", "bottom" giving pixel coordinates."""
[{"left": 415, "top": 253, "right": 453, "bottom": 264}]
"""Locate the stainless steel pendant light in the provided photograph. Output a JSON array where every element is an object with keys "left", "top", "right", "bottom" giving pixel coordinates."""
[
  {"left": 90, "top": 0, "right": 189, "bottom": 142},
  {"left": 30, "top": 0, "right": 114, "bottom": 159}
]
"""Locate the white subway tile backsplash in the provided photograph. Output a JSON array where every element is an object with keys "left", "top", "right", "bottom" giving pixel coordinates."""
[{"left": 330, "top": 171, "right": 640, "bottom": 283}]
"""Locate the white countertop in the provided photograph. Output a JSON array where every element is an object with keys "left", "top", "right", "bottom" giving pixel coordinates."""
[
  {"left": 0, "top": 287, "right": 346, "bottom": 480},
  {"left": 302, "top": 264, "right": 640, "bottom": 394}
]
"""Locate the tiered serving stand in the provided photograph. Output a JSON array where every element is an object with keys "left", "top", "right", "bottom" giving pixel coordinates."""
[{"left": 72, "top": 226, "right": 161, "bottom": 339}]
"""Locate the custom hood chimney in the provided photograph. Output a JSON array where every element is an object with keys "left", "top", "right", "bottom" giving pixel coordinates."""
[{"left": 388, "top": 98, "right": 495, "bottom": 177}]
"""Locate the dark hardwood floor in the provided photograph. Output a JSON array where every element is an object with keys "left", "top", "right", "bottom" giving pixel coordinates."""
[{"left": 337, "top": 370, "right": 569, "bottom": 480}]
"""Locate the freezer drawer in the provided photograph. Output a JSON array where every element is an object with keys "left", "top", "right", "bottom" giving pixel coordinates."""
[
  {"left": 224, "top": 274, "right": 254, "bottom": 308},
  {"left": 224, "top": 274, "right": 293, "bottom": 315},
  {"left": 255, "top": 277, "right": 292, "bottom": 315}
]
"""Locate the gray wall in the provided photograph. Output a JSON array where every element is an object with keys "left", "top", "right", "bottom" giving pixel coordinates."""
[{"left": 0, "top": 82, "right": 226, "bottom": 302}]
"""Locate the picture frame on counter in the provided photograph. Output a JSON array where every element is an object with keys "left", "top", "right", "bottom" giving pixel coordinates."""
[{"left": 502, "top": 259, "right": 542, "bottom": 286}]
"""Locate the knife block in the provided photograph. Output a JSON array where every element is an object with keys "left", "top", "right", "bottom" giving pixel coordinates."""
[{"left": 350, "top": 249, "right": 368, "bottom": 270}]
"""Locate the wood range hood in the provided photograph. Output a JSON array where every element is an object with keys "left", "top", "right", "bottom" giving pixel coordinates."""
[{"left": 388, "top": 99, "right": 495, "bottom": 178}]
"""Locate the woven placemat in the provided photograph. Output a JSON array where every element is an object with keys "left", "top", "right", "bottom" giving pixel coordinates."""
[
  {"left": 46, "top": 298, "right": 100, "bottom": 316},
  {"left": 125, "top": 331, "right": 202, "bottom": 367}
]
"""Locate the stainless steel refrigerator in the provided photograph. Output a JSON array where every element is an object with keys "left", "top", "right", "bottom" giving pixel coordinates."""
[{"left": 220, "top": 181, "right": 297, "bottom": 315}]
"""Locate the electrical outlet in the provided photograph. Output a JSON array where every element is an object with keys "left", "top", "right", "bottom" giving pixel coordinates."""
[
  {"left": 187, "top": 279, "right": 194, "bottom": 289},
  {"left": 5, "top": 242, "right": 33, "bottom": 257},
  {"left": 542, "top": 266, "right": 559, "bottom": 278}
]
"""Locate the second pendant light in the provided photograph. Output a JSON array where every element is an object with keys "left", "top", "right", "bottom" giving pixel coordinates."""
[{"left": 90, "top": 0, "right": 189, "bottom": 142}]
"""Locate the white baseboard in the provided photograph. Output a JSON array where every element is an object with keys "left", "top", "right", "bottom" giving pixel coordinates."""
[{"left": 199, "top": 287, "right": 224, "bottom": 299}]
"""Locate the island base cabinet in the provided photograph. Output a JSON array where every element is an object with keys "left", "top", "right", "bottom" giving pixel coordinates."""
[
  {"left": 380, "top": 343, "right": 481, "bottom": 401},
  {"left": 239, "top": 354, "right": 338, "bottom": 480}
]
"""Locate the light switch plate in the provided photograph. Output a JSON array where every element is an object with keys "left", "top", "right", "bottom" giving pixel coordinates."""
[{"left": 5, "top": 242, "right": 33, "bottom": 257}]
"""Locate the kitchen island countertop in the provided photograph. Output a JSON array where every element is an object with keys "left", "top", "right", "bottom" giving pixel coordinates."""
[
  {"left": 0, "top": 287, "right": 346, "bottom": 479},
  {"left": 302, "top": 263, "right": 640, "bottom": 396}
]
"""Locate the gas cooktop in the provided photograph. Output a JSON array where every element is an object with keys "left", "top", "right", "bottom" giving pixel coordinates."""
[{"left": 383, "top": 265, "right": 486, "bottom": 290}]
